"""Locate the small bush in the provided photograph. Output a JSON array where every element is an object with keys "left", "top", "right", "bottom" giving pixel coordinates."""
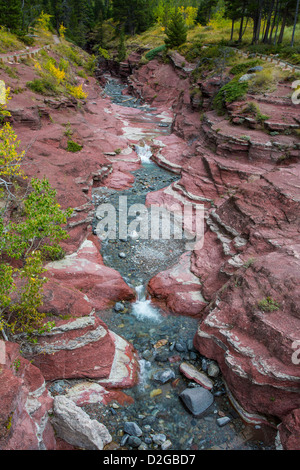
[
  {"left": 258, "top": 296, "right": 280, "bottom": 312},
  {"left": 230, "top": 59, "right": 263, "bottom": 76},
  {"left": 26, "top": 78, "right": 58, "bottom": 95},
  {"left": 213, "top": 78, "right": 248, "bottom": 113},
  {"left": 84, "top": 55, "right": 97, "bottom": 75},
  {"left": 58, "top": 58, "right": 70, "bottom": 72},
  {"left": 67, "top": 140, "right": 82, "bottom": 152},
  {"left": 242, "top": 102, "right": 269, "bottom": 124},
  {"left": 145, "top": 45, "right": 166, "bottom": 61},
  {"left": 18, "top": 34, "right": 35, "bottom": 47},
  {"left": 248, "top": 68, "right": 274, "bottom": 92},
  {"left": 66, "top": 84, "right": 88, "bottom": 100},
  {"left": 184, "top": 41, "right": 203, "bottom": 61}
]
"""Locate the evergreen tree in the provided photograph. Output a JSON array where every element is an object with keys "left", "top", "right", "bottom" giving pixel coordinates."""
[
  {"left": 117, "top": 28, "right": 126, "bottom": 61},
  {"left": 196, "top": 0, "right": 218, "bottom": 26},
  {"left": 164, "top": 9, "right": 187, "bottom": 48},
  {"left": 67, "top": 0, "right": 94, "bottom": 47},
  {"left": 0, "top": 0, "right": 22, "bottom": 32},
  {"left": 112, "top": 0, "right": 154, "bottom": 35},
  {"left": 291, "top": 0, "right": 300, "bottom": 46}
]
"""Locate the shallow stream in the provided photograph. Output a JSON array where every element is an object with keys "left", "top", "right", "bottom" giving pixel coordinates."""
[{"left": 51, "top": 77, "right": 276, "bottom": 451}]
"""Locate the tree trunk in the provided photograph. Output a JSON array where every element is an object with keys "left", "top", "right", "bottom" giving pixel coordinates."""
[
  {"left": 238, "top": 1, "right": 246, "bottom": 43},
  {"left": 291, "top": 0, "right": 300, "bottom": 46},
  {"left": 252, "top": 0, "right": 265, "bottom": 44},
  {"left": 230, "top": 18, "right": 235, "bottom": 41},
  {"left": 273, "top": 1, "right": 282, "bottom": 44},
  {"left": 242, "top": 17, "right": 249, "bottom": 38},
  {"left": 238, "top": 15, "right": 245, "bottom": 42},
  {"left": 269, "top": 0, "right": 280, "bottom": 43},
  {"left": 263, "top": 0, "right": 276, "bottom": 43},
  {"left": 278, "top": 4, "right": 288, "bottom": 44}
]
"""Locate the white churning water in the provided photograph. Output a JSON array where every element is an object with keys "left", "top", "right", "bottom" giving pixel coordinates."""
[
  {"left": 135, "top": 143, "right": 153, "bottom": 164},
  {"left": 131, "top": 284, "right": 162, "bottom": 323}
]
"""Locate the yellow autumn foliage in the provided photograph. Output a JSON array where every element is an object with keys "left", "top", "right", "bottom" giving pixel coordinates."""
[
  {"left": 0, "top": 85, "right": 11, "bottom": 121},
  {"left": 48, "top": 63, "right": 66, "bottom": 83},
  {"left": 67, "top": 83, "right": 88, "bottom": 99},
  {"left": 0, "top": 123, "right": 26, "bottom": 181},
  {"left": 59, "top": 23, "right": 67, "bottom": 39}
]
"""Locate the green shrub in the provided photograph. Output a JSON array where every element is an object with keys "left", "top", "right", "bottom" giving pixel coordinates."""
[
  {"left": 67, "top": 140, "right": 83, "bottom": 152},
  {"left": 230, "top": 59, "right": 263, "bottom": 76},
  {"left": 258, "top": 296, "right": 280, "bottom": 312},
  {"left": 164, "top": 10, "right": 187, "bottom": 49},
  {"left": 242, "top": 102, "right": 269, "bottom": 124},
  {"left": 213, "top": 78, "right": 248, "bottom": 113},
  {"left": 84, "top": 54, "right": 97, "bottom": 75},
  {"left": 145, "top": 45, "right": 167, "bottom": 61},
  {"left": 26, "top": 78, "right": 58, "bottom": 95},
  {"left": 58, "top": 58, "right": 70, "bottom": 72},
  {"left": 184, "top": 41, "right": 203, "bottom": 61},
  {"left": 0, "top": 177, "right": 73, "bottom": 339},
  {"left": 17, "top": 34, "right": 35, "bottom": 47}
]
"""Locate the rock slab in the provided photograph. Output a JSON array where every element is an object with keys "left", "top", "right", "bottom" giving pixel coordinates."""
[
  {"left": 51, "top": 396, "right": 112, "bottom": 450},
  {"left": 179, "top": 387, "right": 214, "bottom": 416}
]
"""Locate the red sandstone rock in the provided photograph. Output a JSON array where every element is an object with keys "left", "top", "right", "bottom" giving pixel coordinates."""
[
  {"left": 0, "top": 340, "right": 56, "bottom": 450},
  {"left": 179, "top": 362, "right": 214, "bottom": 390},
  {"left": 24, "top": 315, "right": 115, "bottom": 381},
  {"left": 128, "top": 58, "right": 191, "bottom": 109},
  {"left": 127, "top": 57, "right": 300, "bottom": 437},
  {"left": 191, "top": 170, "right": 300, "bottom": 423},
  {"left": 63, "top": 381, "right": 134, "bottom": 407},
  {"left": 277, "top": 409, "right": 300, "bottom": 450},
  {"left": 23, "top": 314, "right": 139, "bottom": 386},
  {"left": 45, "top": 236, "right": 135, "bottom": 310},
  {"left": 148, "top": 252, "right": 207, "bottom": 316},
  {"left": 2, "top": 38, "right": 300, "bottom": 451},
  {"left": 39, "top": 279, "right": 92, "bottom": 318}
]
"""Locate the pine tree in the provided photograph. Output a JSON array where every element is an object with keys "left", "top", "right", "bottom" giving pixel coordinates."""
[
  {"left": 291, "top": 0, "right": 300, "bottom": 46},
  {"left": 117, "top": 28, "right": 126, "bottom": 61},
  {"left": 196, "top": 0, "right": 218, "bottom": 26},
  {"left": 0, "top": 0, "right": 22, "bottom": 32},
  {"left": 164, "top": 10, "right": 187, "bottom": 49},
  {"left": 112, "top": 0, "right": 154, "bottom": 35}
]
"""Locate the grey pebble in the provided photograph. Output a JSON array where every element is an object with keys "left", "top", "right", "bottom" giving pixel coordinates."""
[
  {"left": 124, "top": 421, "right": 143, "bottom": 437},
  {"left": 127, "top": 436, "right": 142, "bottom": 447},
  {"left": 217, "top": 416, "right": 231, "bottom": 427}
]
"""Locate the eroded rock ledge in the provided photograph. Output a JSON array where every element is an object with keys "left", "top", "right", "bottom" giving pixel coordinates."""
[
  {"left": 124, "top": 49, "right": 300, "bottom": 448},
  {"left": 0, "top": 44, "right": 299, "bottom": 450}
]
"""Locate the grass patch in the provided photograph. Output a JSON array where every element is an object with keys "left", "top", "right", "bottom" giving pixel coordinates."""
[
  {"left": 242, "top": 102, "right": 269, "bottom": 124},
  {"left": 230, "top": 59, "right": 263, "bottom": 76},
  {"left": 0, "top": 27, "right": 25, "bottom": 53},
  {"left": 247, "top": 66, "right": 286, "bottom": 94},
  {"left": 0, "top": 62, "right": 19, "bottom": 79},
  {"left": 258, "top": 296, "right": 281, "bottom": 312},
  {"left": 213, "top": 78, "right": 248, "bottom": 113},
  {"left": 67, "top": 140, "right": 83, "bottom": 152},
  {"left": 26, "top": 77, "right": 58, "bottom": 95},
  {"left": 145, "top": 45, "right": 166, "bottom": 61}
]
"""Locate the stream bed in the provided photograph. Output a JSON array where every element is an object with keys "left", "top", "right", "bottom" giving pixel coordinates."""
[{"left": 51, "top": 77, "right": 276, "bottom": 451}]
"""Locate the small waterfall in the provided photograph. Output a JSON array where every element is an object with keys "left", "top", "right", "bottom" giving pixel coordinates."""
[
  {"left": 135, "top": 142, "right": 153, "bottom": 164},
  {"left": 131, "top": 284, "right": 161, "bottom": 323},
  {"left": 136, "top": 284, "right": 146, "bottom": 301},
  {"left": 138, "top": 359, "right": 152, "bottom": 390}
]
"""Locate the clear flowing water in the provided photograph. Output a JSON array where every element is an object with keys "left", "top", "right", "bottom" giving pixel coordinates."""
[
  {"left": 131, "top": 285, "right": 161, "bottom": 323},
  {"left": 51, "top": 77, "right": 276, "bottom": 451}
]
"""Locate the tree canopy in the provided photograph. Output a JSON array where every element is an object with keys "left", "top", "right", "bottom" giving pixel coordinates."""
[{"left": 0, "top": 0, "right": 298, "bottom": 51}]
